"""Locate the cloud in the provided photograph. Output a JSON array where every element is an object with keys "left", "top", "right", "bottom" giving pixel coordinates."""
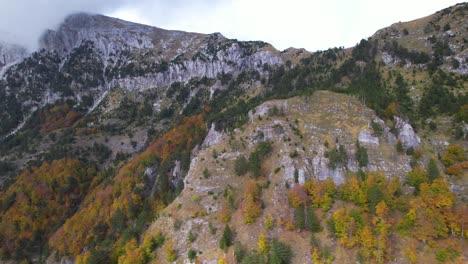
[
  {"left": 108, "top": 0, "right": 460, "bottom": 51},
  {"left": 0, "top": 0, "right": 131, "bottom": 50},
  {"left": 0, "top": 0, "right": 461, "bottom": 52}
]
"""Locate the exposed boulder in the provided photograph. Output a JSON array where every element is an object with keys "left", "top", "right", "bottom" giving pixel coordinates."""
[
  {"left": 358, "top": 129, "right": 379, "bottom": 145},
  {"left": 395, "top": 117, "right": 420, "bottom": 148},
  {"left": 203, "top": 123, "right": 222, "bottom": 147}
]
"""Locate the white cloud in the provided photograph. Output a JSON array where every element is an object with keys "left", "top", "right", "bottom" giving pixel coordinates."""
[{"left": 0, "top": 0, "right": 461, "bottom": 51}]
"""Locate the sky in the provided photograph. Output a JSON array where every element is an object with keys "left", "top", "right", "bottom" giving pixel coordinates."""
[{"left": 0, "top": 0, "right": 462, "bottom": 51}]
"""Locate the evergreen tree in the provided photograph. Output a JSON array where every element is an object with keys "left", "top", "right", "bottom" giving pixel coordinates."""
[
  {"left": 269, "top": 239, "right": 293, "bottom": 264},
  {"left": 307, "top": 207, "right": 322, "bottom": 232},
  {"left": 295, "top": 206, "right": 305, "bottom": 230},
  {"left": 426, "top": 159, "right": 441, "bottom": 182},
  {"left": 355, "top": 141, "right": 369, "bottom": 167},
  {"left": 219, "top": 225, "right": 233, "bottom": 251}
]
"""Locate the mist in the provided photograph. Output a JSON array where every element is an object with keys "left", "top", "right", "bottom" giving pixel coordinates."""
[
  {"left": 0, "top": 0, "right": 461, "bottom": 52},
  {"left": 0, "top": 0, "right": 128, "bottom": 50}
]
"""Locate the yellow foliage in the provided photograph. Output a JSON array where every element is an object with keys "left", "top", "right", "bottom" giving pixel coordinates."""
[
  {"left": 404, "top": 244, "right": 417, "bottom": 264},
  {"left": 257, "top": 232, "right": 269, "bottom": 254},
  {"left": 243, "top": 180, "right": 261, "bottom": 224},
  {"left": 218, "top": 201, "right": 231, "bottom": 223},
  {"left": 165, "top": 240, "right": 177, "bottom": 262},
  {"left": 264, "top": 214, "right": 274, "bottom": 231},
  {"left": 441, "top": 144, "right": 465, "bottom": 167},
  {"left": 358, "top": 226, "right": 376, "bottom": 259},
  {"left": 311, "top": 246, "right": 323, "bottom": 264},
  {"left": 375, "top": 201, "right": 389, "bottom": 219}
]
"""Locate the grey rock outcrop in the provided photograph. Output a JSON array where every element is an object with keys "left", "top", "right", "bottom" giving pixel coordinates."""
[
  {"left": 395, "top": 117, "right": 420, "bottom": 148},
  {"left": 358, "top": 129, "right": 379, "bottom": 145}
]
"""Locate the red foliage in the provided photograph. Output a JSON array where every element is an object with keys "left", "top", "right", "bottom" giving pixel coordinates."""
[
  {"left": 0, "top": 159, "right": 95, "bottom": 255},
  {"left": 49, "top": 115, "right": 206, "bottom": 256}
]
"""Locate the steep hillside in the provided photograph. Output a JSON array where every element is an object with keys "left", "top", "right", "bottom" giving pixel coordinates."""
[
  {"left": 0, "top": 3, "right": 466, "bottom": 264},
  {"left": 120, "top": 91, "right": 466, "bottom": 263}
]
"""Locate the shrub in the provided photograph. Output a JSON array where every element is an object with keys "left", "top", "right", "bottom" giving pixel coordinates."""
[
  {"left": 264, "top": 214, "right": 274, "bottom": 231},
  {"left": 173, "top": 219, "right": 182, "bottom": 230},
  {"left": 188, "top": 231, "right": 197, "bottom": 243},
  {"left": 325, "top": 145, "right": 347, "bottom": 169},
  {"left": 355, "top": 141, "right": 369, "bottom": 167},
  {"left": 234, "top": 156, "right": 249, "bottom": 176},
  {"left": 203, "top": 168, "right": 210, "bottom": 178},
  {"left": 371, "top": 121, "right": 383, "bottom": 136},
  {"left": 396, "top": 140, "right": 404, "bottom": 153},
  {"left": 188, "top": 248, "right": 197, "bottom": 261}
]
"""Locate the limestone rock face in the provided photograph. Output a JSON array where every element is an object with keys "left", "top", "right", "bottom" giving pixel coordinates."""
[
  {"left": 395, "top": 117, "right": 420, "bottom": 148},
  {"left": 0, "top": 13, "right": 284, "bottom": 137},
  {"left": 358, "top": 129, "right": 379, "bottom": 146},
  {"left": 203, "top": 123, "right": 222, "bottom": 147}
]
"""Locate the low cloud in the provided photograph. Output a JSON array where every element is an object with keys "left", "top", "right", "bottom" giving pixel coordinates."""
[{"left": 0, "top": 0, "right": 460, "bottom": 52}]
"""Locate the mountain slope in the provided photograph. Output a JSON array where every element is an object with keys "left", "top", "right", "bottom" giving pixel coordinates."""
[
  {"left": 121, "top": 91, "right": 465, "bottom": 263},
  {"left": 0, "top": 3, "right": 466, "bottom": 264}
]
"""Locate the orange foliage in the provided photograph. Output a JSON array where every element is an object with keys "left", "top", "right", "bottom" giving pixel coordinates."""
[
  {"left": 384, "top": 102, "right": 398, "bottom": 118},
  {"left": 49, "top": 115, "right": 206, "bottom": 257},
  {"left": 288, "top": 185, "right": 308, "bottom": 208},
  {"left": 39, "top": 103, "right": 82, "bottom": 132},
  {"left": 0, "top": 159, "right": 95, "bottom": 256},
  {"left": 446, "top": 161, "right": 468, "bottom": 176},
  {"left": 400, "top": 179, "right": 459, "bottom": 243},
  {"left": 304, "top": 178, "right": 336, "bottom": 211},
  {"left": 243, "top": 180, "right": 261, "bottom": 224}
]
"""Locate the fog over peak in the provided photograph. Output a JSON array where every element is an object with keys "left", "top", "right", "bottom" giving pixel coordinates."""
[
  {"left": 0, "top": 0, "right": 461, "bottom": 52},
  {"left": 0, "top": 0, "right": 131, "bottom": 51}
]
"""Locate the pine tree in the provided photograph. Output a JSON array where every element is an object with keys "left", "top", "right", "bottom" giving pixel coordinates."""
[
  {"left": 219, "top": 225, "right": 233, "bottom": 251},
  {"left": 269, "top": 239, "right": 293, "bottom": 264},
  {"left": 295, "top": 206, "right": 305, "bottom": 230},
  {"left": 307, "top": 207, "right": 322, "bottom": 232},
  {"left": 426, "top": 159, "right": 440, "bottom": 182}
]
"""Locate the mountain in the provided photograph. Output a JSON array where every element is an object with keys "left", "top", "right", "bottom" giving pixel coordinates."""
[
  {"left": 0, "top": 3, "right": 466, "bottom": 264},
  {"left": 0, "top": 39, "right": 28, "bottom": 77}
]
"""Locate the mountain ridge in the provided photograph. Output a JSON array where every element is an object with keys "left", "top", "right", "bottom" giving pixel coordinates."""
[{"left": 0, "top": 3, "right": 466, "bottom": 263}]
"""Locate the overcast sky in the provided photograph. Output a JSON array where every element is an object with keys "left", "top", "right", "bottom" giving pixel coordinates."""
[{"left": 0, "top": 0, "right": 462, "bottom": 51}]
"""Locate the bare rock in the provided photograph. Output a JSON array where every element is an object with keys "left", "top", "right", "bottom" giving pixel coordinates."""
[
  {"left": 358, "top": 129, "right": 379, "bottom": 145},
  {"left": 395, "top": 117, "right": 420, "bottom": 148}
]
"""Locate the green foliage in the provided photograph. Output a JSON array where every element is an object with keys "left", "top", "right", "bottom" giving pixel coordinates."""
[
  {"left": 173, "top": 219, "right": 182, "bottom": 230},
  {"left": 0, "top": 159, "right": 95, "bottom": 259},
  {"left": 203, "top": 168, "right": 210, "bottom": 178},
  {"left": 325, "top": 145, "right": 347, "bottom": 169},
  {"left": 295, "top": 206, "right": 305, "bottom": 229},
  {"left": 407, "top": 166, "right": 429, "bottom": 194},
  {"left": 289, "top": 150, "right": 299, "bottom": 158},
  {"left": 269, "top": 239, "right": 293, "bottom": 264},
  {"left": 426, "top": 159, "right": 441, "bottom": 182},
  {"left": 367, "top": 185, "right": 383, "bottom": 214},
  {"left": 219, "top": 225, "right": 233, "bottom": 251},
  {"left": 396, "top": 140, "right": 404, "bottom": 153},
  {"left": 435, "top": 247, "right": 459, "bottom": 262},
  {"left": 245, "top": 141, "right": 273, "bottom": 178},
  {"left": 188, "top": 248, "right": 197, "bottom": 261},
  {"left": 307, "top": 207, "right": 323, "bottom": 232},
  {"left": 355, "top": 141, "right": 369, "bottom": 167},
  {"left": 235, "top": 156, "right": 249, "bottom": 176},
  {"left": 294, "top": 168, "right": 299, "bottom": 183},
  {"left": 188, "top": 231, "right": 197, "bottom": 243},
  {"left": 371, "top": 122, "right": 383, "bottom": 137}
]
